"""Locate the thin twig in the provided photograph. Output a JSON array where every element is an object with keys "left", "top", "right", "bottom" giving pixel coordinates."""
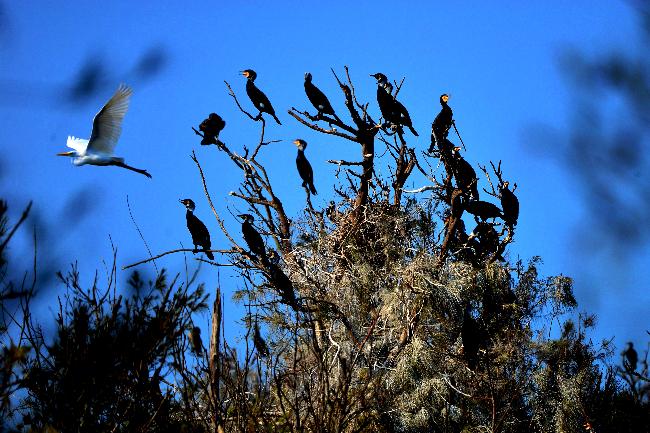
[
  {"left": 123, "top": 248, "right": 234, "bottom": 270},
  {"left": 0, "top": 201, "right": 32, "bottom": 253},
  {"left": 126, "top": 195, "right": 158, "bottom": 273}
]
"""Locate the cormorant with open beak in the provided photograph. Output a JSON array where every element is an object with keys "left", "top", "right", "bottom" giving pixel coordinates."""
[
  {"left": 179, "top": 199, "right": 214, "bottom": 260},
  {"left": 239, "top": 213, "right": 267, "bottom": 259},
  {"left": 294, "top": 139, "right": 317, "bottom": 195},
  {"left": 241, "top": 69, "right": 281, "bottom": 124},
  {"left": 304, "top": 72, "right": 336, "bottom": 118}
]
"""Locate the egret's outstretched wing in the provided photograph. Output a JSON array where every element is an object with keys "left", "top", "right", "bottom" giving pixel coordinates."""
[
  {"left": 66, "top": 136, "right": 89, "bottom": 153},
  {"left": 87, "top": 84, "right": 133, "bottom": 154}
]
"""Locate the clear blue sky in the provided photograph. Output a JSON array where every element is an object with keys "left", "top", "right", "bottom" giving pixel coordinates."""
[{"left": 1, "top": 1, "right": 647, "bottom": 356}]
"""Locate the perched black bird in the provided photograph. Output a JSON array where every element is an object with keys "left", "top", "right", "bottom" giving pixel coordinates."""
[
  {"left": 470, "top": 221, "right": 502, "bottom": 261},
  {"left": 239, "top": 213, "right": 266, "bottom": 259},
  {"left": 430, "top": 93, "right": 453, "bottom": 147},
  {"left": 464, "top": 200, "right": 503, "bottom": 221},
  {"left": 499, "top": 181, "right": 519, "bottom": 228},
  {"left": 622, "top": 342, "right": 638, "bottom": 372},
  {"left": 241, "top": 69, "right": 281, "bottom": 124},
  {"left": 253, "top": 320, "right": 270, "bottom": 358},
  {"left": 294, "top": 139, "right": 317, "bottom": 195},
  {"left": 304, "top": 72, "right": 336, "bottom": 118},
  {"left": 198, "top": 113, "right": 226, "bottom": 145},
  {"left": 383, "top": 82, "right": 418, "bottom": 136},
  {"left": 370, "top": 73, "right": 396, "bottom": 126},
  {"left": 188, "top": 326, "right": 203, "bottom": 355},
  {"left": 179, "top": 199, "right": 214, "bottom": 260},
  {"left": 461, "top": 303, "right": 482, "bottom": 370},
  {"left": 266, "top": 262, "right": 299, "bottom": 311},
  {"left": 451, "top": 148, "right": 479, "bottom": 200}
]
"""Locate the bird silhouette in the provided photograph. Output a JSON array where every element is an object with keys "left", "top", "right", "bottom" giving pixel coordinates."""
[
  {"left": 294, "top": 139, "right": 317, "bottom": 195},
  {"left": 430, "top": 93, "right": 453, "bottom": 153},
  {"left": 499, "top": 181, "right": 519, "bottom": 228},
  {"left": 384, "top": 81, "right": 418, "bottom": 136},
  {"left": 370, "top": 73, "right": 417, "bottom": 136},
  {"left": 57, "top": 84, "right": 151, "bottom": 177},
  {"left": 180, "top": 199, "right": 214, "bottom": 260},
  {"left": 239, "top": 213, "right": 267, "bottom": 259},
  {"left": 304, "top": 72, "right": 336, "bottom": 118},
  {"left": 242, "top": 69, "right": 281, "bottom": 124},
  {"left": 198, "top": 113, "right": 226, "bottom": 145}
]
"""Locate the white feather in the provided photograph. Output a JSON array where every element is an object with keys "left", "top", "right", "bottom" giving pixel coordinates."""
[
  {"left": 66, "top": 136, "right": 89, "bottom": 154},
  {"left": 87, "top": 84, "right": 133, "bottom": 155}
]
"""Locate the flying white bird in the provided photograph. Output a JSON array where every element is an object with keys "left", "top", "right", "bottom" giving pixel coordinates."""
[{"left": 57, "top": 84, "right": 152, "bottom": 178}]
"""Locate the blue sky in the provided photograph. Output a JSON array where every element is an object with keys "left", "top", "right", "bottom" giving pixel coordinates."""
[{"left": 1, "top": 1, "right": 647, "bottom": 355}]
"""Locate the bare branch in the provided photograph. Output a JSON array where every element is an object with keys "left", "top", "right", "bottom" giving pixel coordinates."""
[
  {"left": 288, "top": 110, "right": 359, "bottom": 142},
  {"left": 122, "top": 248, "right": 234, "bottom": 270}
]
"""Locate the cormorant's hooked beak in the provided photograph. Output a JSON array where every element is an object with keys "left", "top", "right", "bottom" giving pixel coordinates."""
[
  {"left": 57, "top": 151, "right": 75, "bottom": 157},
  {"left": 240, "top": 71, "right": 249, "bottom": 78},
  {"left": 292, "top": 140, "right": 300, "bottom": 147}
]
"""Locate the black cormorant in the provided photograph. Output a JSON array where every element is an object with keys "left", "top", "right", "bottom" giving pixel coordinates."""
[
  {"left": 253, "top": 320, "right": 269, "bottom": 358},
  {"left": 179, "top": 199, "right": 214, "bottom": 260},
  {"left": 239, "top": 213, "right": 266, "bottom": 259},
  {"left": 451, "top": 148, "right": 479, "bottom": 199},
  {"left": 464, "top": 200, "right": 503, "bottom": 221},
  {"left": 241, "top": 69, "right": 282, "bottom": 125},
  {"left": 198, "top": 113, "right": 226, "bottom": 145},
  {"left": 293, "top": 139, "right": 317, "bottom": 195},
  {"left": 431, "top": 94, "right": 453, "bottom": 147},
  {"left": 470, "top": 221, "right": 502, "bottom": 261},
  {"left": 499, "top": 181, "right": 519, "bottom": 228},
  {"left": 188, "top": 326, "right": 202, "bottom": 355},
  {"left": 266, "top": 262, "right": 299, "bottom": 310},
  {"left": 383, "top": 82, "right": 418, "bottom": 136},
  {"left": 622, "top": 342, "right": 638, "bottom": 372},
  {"left": 370, "top": 73, "right": 396, "bottom": 127},
  {"left": 304, "top": 72, "right": 336, "bottom": 118},
  {"left": 461, "top": 303, "right": 482, "bottom": 370}
]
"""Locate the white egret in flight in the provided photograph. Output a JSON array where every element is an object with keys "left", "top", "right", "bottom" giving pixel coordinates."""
[{"left": 57, "top": 84, "right": 152, "bottom": 178}]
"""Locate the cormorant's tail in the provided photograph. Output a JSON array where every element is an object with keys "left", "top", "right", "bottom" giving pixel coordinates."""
[
  {"left": 409, "top": 125, "right": 419, "bottom": 136},
  {"left": 309, "top": 183, "right": 318, "bottom": 195},
  {"left": 272, "top": 113, "right": 282, "bottom": 125},
  {"left": 205, "top": 250, "right": 215, "bottom": 260}
]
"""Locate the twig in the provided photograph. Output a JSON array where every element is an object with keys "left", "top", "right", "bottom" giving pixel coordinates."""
[
  {"left": 126, "top": 195, "right": 158, "bottom": 273},
  {"left": 122, "top": 248, "right": 233, "bottom": 270},
  {"left": 289, "top": 110, "right": 358, "bottom": 142},
  {"left": 327, "top": 160, "right": 364, "bottom": 166},
  {"left": 0, "top": 201, "right": 32, "bottom": 253},
  {"left": 403, "top": 185, "right": 437, "bottom": 194},
  {"left": 224, "top": 80, "right": 257, "bottom": 121},
  {"left": 190, "top": 150, "right": 241, "bottom": 248}
]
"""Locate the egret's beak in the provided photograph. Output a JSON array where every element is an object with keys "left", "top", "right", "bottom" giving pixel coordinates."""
[{"left": 57, "top": 151, "right": 74, "bottom": 157}]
